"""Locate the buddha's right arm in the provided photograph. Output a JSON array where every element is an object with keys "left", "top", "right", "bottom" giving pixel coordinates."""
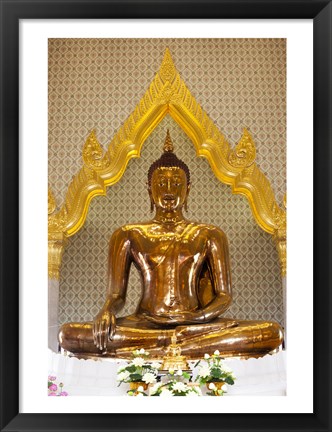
[
  {"left": 103, "top": 227, "right": 132, "bottom": 314},
  {"left": 93, "top": 228, "right": 132, "bottom": 350}
]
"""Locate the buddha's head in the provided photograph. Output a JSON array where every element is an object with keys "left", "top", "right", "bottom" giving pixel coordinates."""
[{"left": 148, "top": 130, "right": 190, "bottom": 212}]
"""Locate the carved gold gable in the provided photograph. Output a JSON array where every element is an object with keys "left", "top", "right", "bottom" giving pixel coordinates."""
[{"left": 48, "top": 49, "right": 286, "bottom": 279}]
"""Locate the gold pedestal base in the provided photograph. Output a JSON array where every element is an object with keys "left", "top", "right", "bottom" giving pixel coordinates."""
[{"left": 161, "top": 355, "right": 190, "bottom": 372}]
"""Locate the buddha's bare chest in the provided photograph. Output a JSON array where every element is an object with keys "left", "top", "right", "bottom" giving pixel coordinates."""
[{"left": 130, "top": 227, "right": 207, "bottom": 271}]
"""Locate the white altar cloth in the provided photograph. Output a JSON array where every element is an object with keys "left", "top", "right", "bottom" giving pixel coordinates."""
[{"left": 48, "top": 349, "right": 286, "bottom": 396}]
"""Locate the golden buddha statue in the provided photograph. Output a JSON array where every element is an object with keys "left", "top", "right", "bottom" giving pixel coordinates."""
[{"left": 59, "top": 131, "right": 283, "bottom": 360}]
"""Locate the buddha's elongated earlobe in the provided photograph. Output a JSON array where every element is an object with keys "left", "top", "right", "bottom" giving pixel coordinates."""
[
  {"left": 184, "top": 185, "right": 190, "bottom": 212},
  {"left": 148, "top": 190, "right": 155, "bottom": 213}
]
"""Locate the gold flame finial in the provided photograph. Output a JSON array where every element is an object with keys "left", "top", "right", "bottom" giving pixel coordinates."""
[
  {"left": 163, "top": 129, "right": 174, "bottom": 153},
  {"left": 159, "top": 48, "right": 177, "bottom": 83}
]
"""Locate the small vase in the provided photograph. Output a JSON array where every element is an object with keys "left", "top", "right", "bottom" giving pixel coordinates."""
[
  {"left": 129, "top": 381, "right": 149, "bottom": 391},
  {"left": 206, "top": 381, "right": 226, "bottom": 395}
]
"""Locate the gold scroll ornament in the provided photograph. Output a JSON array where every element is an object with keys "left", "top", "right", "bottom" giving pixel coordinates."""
[{"left": 48, "top": 49, "right": 286, "bottom": 279}]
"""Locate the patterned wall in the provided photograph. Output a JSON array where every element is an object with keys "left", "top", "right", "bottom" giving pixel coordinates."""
[{"left": 48, "top": 38, "right": 286, "bottom": 327}]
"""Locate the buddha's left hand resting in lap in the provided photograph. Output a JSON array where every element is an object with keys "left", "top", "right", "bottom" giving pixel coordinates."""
[{"left": 59, "top": 131, "right": 283, "bottom": 359}]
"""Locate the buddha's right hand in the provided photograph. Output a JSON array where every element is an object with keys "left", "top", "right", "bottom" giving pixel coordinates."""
[{"left": 92, "top": 310, "right": 116, "bottom": 351}]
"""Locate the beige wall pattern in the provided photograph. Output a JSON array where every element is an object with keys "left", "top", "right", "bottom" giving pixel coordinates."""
[{"left": 48, "top": 38, "right": 286, "bottom": 328}]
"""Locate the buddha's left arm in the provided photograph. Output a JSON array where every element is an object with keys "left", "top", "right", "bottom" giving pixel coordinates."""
[{"left": 200, "top": 228, "right": 232, "bottom": 321}]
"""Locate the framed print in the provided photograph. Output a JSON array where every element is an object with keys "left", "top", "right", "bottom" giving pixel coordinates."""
[{"left": 0, "top": 1, "right": 331, "bottom": 431}]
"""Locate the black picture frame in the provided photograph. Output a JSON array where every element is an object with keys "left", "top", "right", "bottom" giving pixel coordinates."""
[{"left": 1, "top": 1, "right": 331, "bottom": 431}]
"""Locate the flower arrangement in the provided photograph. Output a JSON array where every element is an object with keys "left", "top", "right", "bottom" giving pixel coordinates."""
[
  {"left": 117, "top": 348, "right": 160, "bottom": 391},
  {"left": 117, "top": 348, "right": 235, "bottom": 396},
  {"left": 206, "top": 381, "right": 228, "bottom": 396},
  {"left": 48, "top": 375, "right": 68, "bottom": 396},
  {"left": 150, "top": 369, "right": 202, "bottom": 397},
  {"left": 195, "top": 350, "right": 236, "bottom": 396}
]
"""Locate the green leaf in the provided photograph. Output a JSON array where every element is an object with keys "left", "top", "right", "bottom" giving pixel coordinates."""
[
  {"left": 126, "top": 365, "right": 137, "bottom": 373},
  {"left": 211, "top": 368, "right": 221, "bottom": 378},
  {"left": 130, "top": 374, "right": 143, "bottom": 381},
  {"left": 182, "top": 372, "right": 190, "bottom": 379},
  {"left": 225, "top": 376, "right": 234, "bottom": 385}
]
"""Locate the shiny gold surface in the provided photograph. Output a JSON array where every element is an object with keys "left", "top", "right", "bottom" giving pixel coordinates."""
[
  {"left": 48, "top": 187, "right": 57, "bottom": 215},
  {"left": 161, "top": 334, "right": 190, "bottom": 371},
  {"left": 59, "top": 137, "right": 283, "bottom": 359},
  {"left": 48, "top": 49, "right": 286, "bottom": 279},
  {"left": 48, "top": 187, "right": 67, "bottom": 279},
  {"left": 48, "top": 238, "right": 67, "bottom": 280},
  {"left": 274, "top": 194, "right": 287, "bottom": 277}
]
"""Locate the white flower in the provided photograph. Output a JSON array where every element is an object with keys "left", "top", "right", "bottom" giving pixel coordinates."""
[
  {"left": 137, "top": 385, "right": 144, "bottom": 392},
  {"left": 208, "top": 382, "right": 217, "bottom": 390},
  {"left": 221, "top": 383, "right": 228, "bottom": 392},
  {"left": 214, "top": 350, "right": 220, "bottom": 356},
  {"left": 160, "top": 388, "right": 173, "bottom": 397},
  {"left": 198, "top": 364, "right": 211, "bottom": 378},
  {"left": 172, "top": 382, "right": 187, "bottom": 393},
  {"left": 149, "top": 382, "right": 162, "bottom": 395},
  {"left": 151, "top": 362, "right": 161, "bottom": 370},
  {"left": 187, "top": 390, "right": 200, "bottom": 397},
  {"left": 132, "top": 357, "right": 145, "bottom": 367},
  {"left": 142, "top": 372, "right": 157, "bottom": 384},
  {"left": 204, "top": 353, "right": 210, "bottom": 360},
  {"left": 175, "top": 369, "right": 183, "bottom": 376},
  {"left": 117, "top": 371, "right": 130, "bottom": 382},
  {"left": 136, "top": 392, "right": 144, "bottom": 397},
  {"left": 139, "top": 348, "right": 145, "bottom": 354}
]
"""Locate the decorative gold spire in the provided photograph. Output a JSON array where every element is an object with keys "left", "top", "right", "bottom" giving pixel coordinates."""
[
  {"left": 163, "top": 129, "right": 174, "bottom": 153},
  {"left": 159, "top": 48, "right": 176, "bottom": 83}
]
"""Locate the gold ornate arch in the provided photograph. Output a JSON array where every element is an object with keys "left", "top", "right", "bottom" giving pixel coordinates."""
[{"left": 48, "top": 49, "right": 286, "bottom": 279}]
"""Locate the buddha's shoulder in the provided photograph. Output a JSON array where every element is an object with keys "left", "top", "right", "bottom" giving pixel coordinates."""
[
  {"left": 112, "top": 222, "right": 154, "bottom": 234},
  {"left": 120, "top": 221, "right": 152, "bottom": 230},
  {"left": 189, "top": 222, "right": 228, "bottom": 239}
]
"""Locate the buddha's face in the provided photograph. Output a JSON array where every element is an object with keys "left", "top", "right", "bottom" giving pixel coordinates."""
[{"left": 150, "top": 167, "right": 189, "bottom": 211}]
